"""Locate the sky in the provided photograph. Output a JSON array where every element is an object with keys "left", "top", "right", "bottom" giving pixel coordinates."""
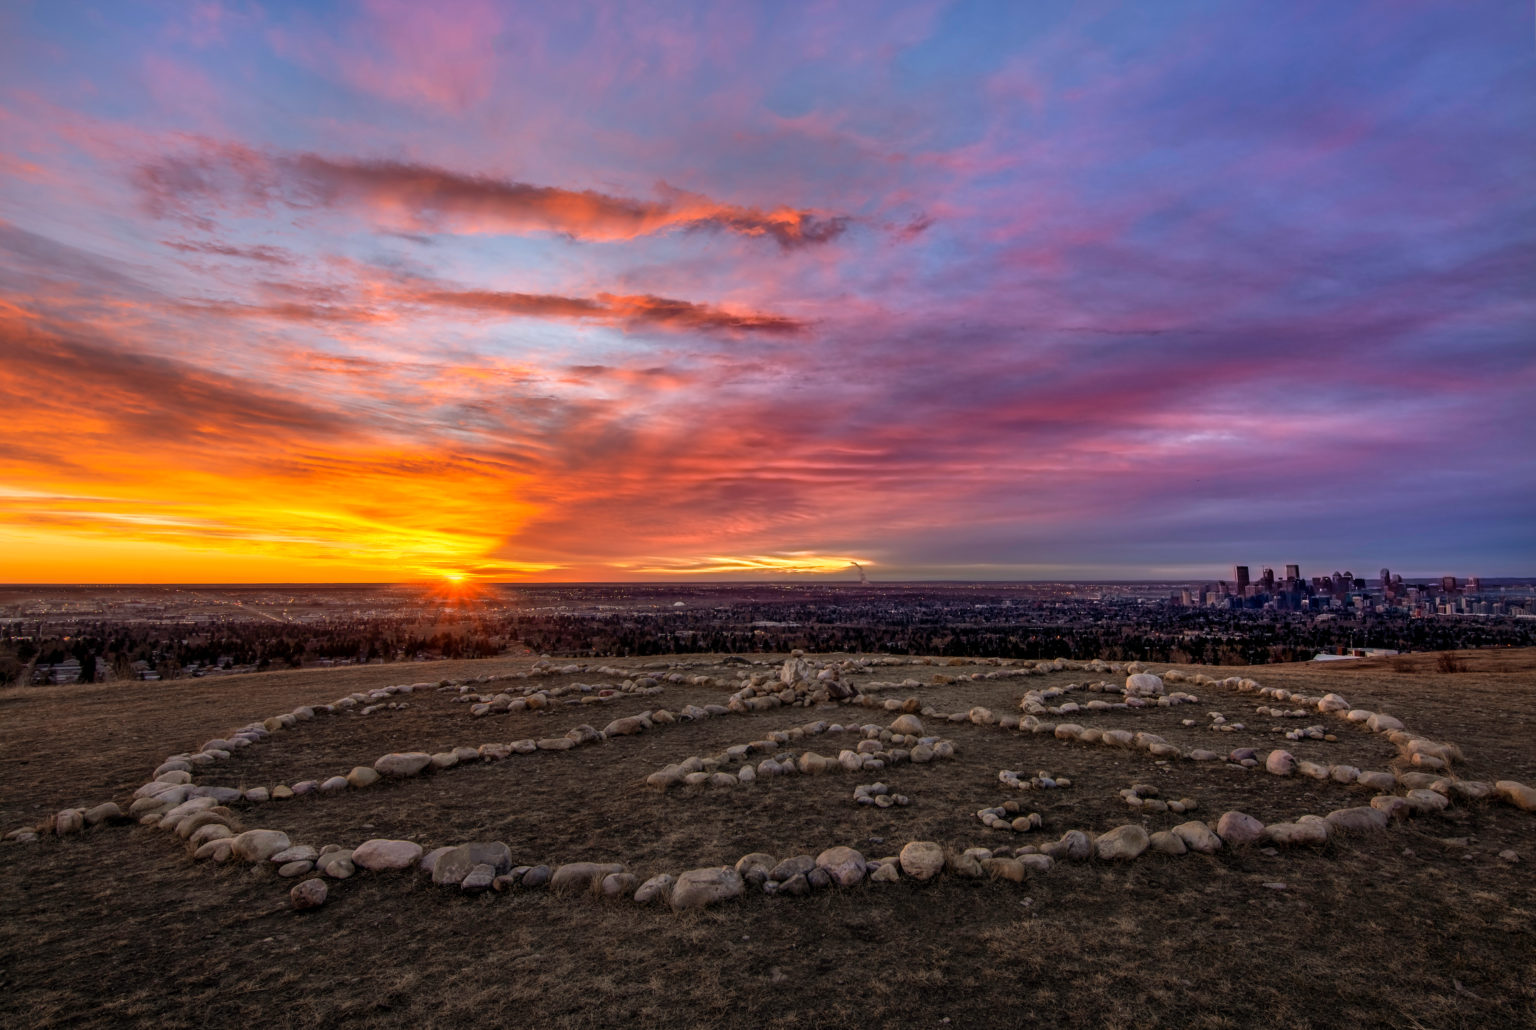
[{"left": 0, "top": 1, "right": 1532, "bottom": 584}]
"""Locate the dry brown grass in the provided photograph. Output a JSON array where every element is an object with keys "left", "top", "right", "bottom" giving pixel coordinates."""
[{"left": 2, "top": 650, "right": 1535, "bottom": 1028}]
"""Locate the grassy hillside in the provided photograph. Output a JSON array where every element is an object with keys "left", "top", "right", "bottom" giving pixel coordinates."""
[{"left": 2, "top": 649, "right": 1534, "bottom": 1028}]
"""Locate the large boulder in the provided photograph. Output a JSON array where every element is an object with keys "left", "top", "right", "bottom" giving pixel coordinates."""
[
  {"left": 1171, "top": 821, "right": 1222, "bottom": 854},
  {"left": 899, "top": 841, "right": 945, "bottom": 882},
  {"left": 1124, "top": 673, "right": 1165, "bottom": 697},
  {"left": 373, "top": 753, "right": 433, "bottom": 777},
  {"left": 290, "top": 878, "right": 328, "bottom": 910},
  {"left": 432, "top": 842, "right": 513, "bottom": 885},
  {"left": 1324, "top": 806, "right": 1390, "bottom": 834},
  {"left": 734, "top": 853, "right": 777, "bottom": 886},
  {"left": 231, "top": 829, "right": 291, "bottom": 863},
  {"left": 815, "top": 846, "right": 868, "bottom": 886},
  {"left": 1496, "top": 781, "right": 1536, "bottom": 811},
  {"left": 1366, "top": 712, "right": 1405, "bottom": 733},
  {"left": 1265, "top": 750, "right": 1296, "bottom": 776},
  {"left": 550, "top": 861, "right": 627, "bottom": 894},
  {"left": 889, "top": 714, "right": 925, "bottom": 736},
  {"left": 670, "top": 867, "right": 743, "bottom": 910},
  {"left": 770, "top": 855, "right": 815, "bottom": 881},
  {"left": 634, "top": 873, "right": 675, "bottom": 905},
  {"left": 1215, "top": 811, "right": 1265, "bottom": 846},
  {"left": 352, "top": 839, "right": 424, "bottom": 871},
  {"left": 1264, "top": 820, "right": 1330, "bottom": 846},
  {"left": 1094, "top": 824, "right": 1150, "bottom": 861}
]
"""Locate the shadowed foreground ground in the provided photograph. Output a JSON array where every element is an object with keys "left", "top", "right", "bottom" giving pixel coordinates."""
[{"left": 2, "top": 649, "right": 1534, "bottom": 1028}]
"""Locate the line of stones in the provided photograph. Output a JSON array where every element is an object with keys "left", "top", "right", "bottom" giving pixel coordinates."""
[
  {"left": 644, "top": 716, "right": 959, "bottom": 790},
  {"left": 11, "top": 657, "right": 1536, "bottom": 917}
]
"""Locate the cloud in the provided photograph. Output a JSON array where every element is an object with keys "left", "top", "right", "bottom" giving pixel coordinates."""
[
  {"left": 178, "top": 279, "right": 806, "bottom": 334},
  {"left": 161, "top": 239, "right": 294, "bottom": 264},
  {"left": 136, "top": 143, "right": 851, "bottom": 248}
]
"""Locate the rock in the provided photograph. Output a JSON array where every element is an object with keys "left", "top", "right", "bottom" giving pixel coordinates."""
[
  {"left": 1370, "top": 795, "right": 1410, "bottom": 821},
  {"left": 231, "top": 829, "right": 291, "bottom": 863},
  {"left": 1357, "top": 771, "right": 1397, "bottom": 791},
  {"left": 603, "top": 716, "right": 647, "bottom": 737},
  {"left": 129, "top": 797, "right": 172, "bottom": 817},
  {"left": 778, "top": 873, "right": 811, "bottom": 896},
  {"left": 1045, "top": 830, "right": 1087, "bottom": 861},
  {"left": 278, "top": 860, "right": 314, "bottom": 878},
  {"left": 770, "top": 855, "right": 816, "bottom": 881},
  {"left": 1124, "top": 673, "right": 1165, "bottom": 697},
  {"left": 890, "top": 714, "right": 924, "bottom": 735},
  {"left": 734, "top": 853, "right": 777, "bottom": 886},
  {"left": 319, "top": 776, "right": 348, "bottom": 792},
  {"left": 670, "top": 867, "right": 744, "bottom": 910},
  {"left": 599, "top": 871, "right": 640, "bottom": 897},
  {"left": 419, "top": 846, "right": 453, "bottom": 875},
  {"left": 1264, "top": 821, "right": 1330, "bottom": 846},
  {"left": 373, "top": 752, "right": 433, "bottom": 777},
  {"left": 461, "top": 863, "right": 496, "bottom": 891},
  {"left": 634, "top": 873, "right": 676, "bottom": 904},
  {"left": 193, "top": 839, "right": 232, "bottom": 861},
  {"left": 1366, "top": 713, "right": 1405, "bottom": 733},
  {"left": 899, "top": 841, "right": 945, "bottom": 882},
  {"left": 1324, "top": 806, "right": 1390, "bottom": 834},
  {"left": 1149, "top": 830, "right": 1187, "bottom": 856},
  {"left": 565, "top": 724, "right": 604, "bottom": 746},
  {"left": 550, "top": 861, "right": 627, "bottom": 894},
  {"left": 982, "top": 857, "right": 1026, "bottom": 882},
  {"left": 1495, "top": 780, "right": 1536, "bottom": 811},
  {"left": 521, "top": 865, "right": 552, "bottom": 889},
  {"left": 271, "top": 785, "right": 294, "bottom": 800},
  {"left": 1450, "top": 780, "right": 1494, "bottom": 800},
  {"left": 1265, "top": 751, "right": 1296, "bottom": 776},
  {"left": 346, "top": 766, "right": 380, "bottom": 788},
  {"left": 869, "top": 862, "right": 900, "bottom": 883},
  {"left": 317, "top": 853, "right": 355, "bottom": 879},
  {"left": 83, "top": 802, "right": 124, "bottom": 826},
  {"left": 1215, "top": 812, "right": 1265, "bottom": 846},
  {"left": 816, "top": 846, "right": 867, "bottom": 886},
  {"left": 290, "top": 878, "right": 327, "bottom": 910},
  {"left": 1405, "top": 788, "right": 1450, "bottom": 815},
  {"left": 1171, "top": 821, "right": 1222, "bottom": 854},
  {"left": 352, "top": 839, "right": 424, "bottom": 871},
  {"left": 433, "top": 842, "right": 514, "bottom": 885},
  {"left": 1094, "top": 824, "right": 1149, "bottom": 861},
  {"left": 177, "top": 810, "right": 233, "bottom": 839},
  {"left": 189, "top": 823, "right": 234, "bottom": 847},
  {"left": 270, "top": 845, "right": 319, "bottom": 864}
]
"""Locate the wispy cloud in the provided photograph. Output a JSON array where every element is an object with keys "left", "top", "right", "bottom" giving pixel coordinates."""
[{"left": 136, "top": 143, "right": 851, "bottom": 248}]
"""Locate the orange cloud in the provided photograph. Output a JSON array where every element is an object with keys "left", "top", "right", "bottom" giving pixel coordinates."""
[
  {"left": 178, "top": 282, "right": 806, "bottom": 334},
  {"left": 137, "top": 143, "right": 851, "bottom": 248}
]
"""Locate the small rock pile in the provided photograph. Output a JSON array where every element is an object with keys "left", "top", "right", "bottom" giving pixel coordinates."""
[
  {"left": 853, "top": 783, "right": 911, "bottom": 808},
  {"left": 997, "top": 769, "right": 1070, "bottom": 790},
  {"left": 1118, "top": 783, "right": 1198, "bottom": 814},
  {"left": 976, "top": 804, "right": 1042, "bottom": 832}
]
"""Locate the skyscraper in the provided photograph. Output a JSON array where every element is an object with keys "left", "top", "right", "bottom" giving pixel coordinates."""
[
  {"left": 1233, "top": 565, "right": 1250, "bottom": 593},
  {"left": 1285, "top": 564, "right": 1300, "bottom": 582}
]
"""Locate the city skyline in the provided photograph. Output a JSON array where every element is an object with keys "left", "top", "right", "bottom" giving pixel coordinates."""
[{"left": 1, "top": 2, "right": 1533, "bottom": 583}]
